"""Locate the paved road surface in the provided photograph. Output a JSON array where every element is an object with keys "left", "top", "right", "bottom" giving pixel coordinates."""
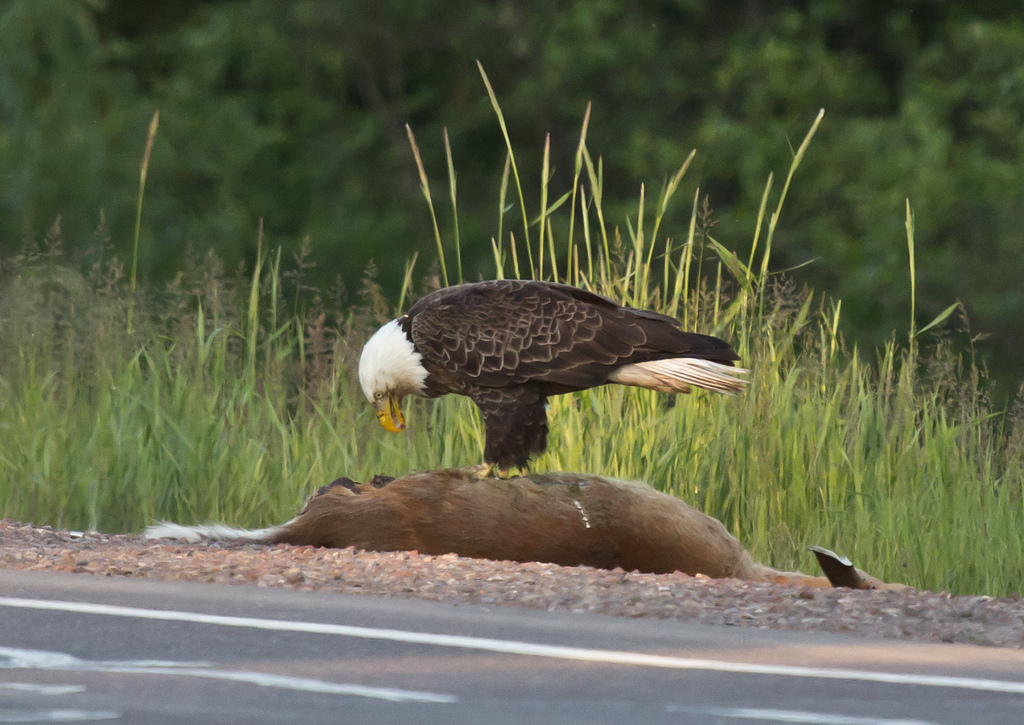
[{"left": 0, "top": 569, "right": 1022, "bottom": 724}]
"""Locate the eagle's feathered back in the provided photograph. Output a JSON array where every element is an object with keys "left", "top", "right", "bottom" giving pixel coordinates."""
[{"left": 403, "top": 280, "right": 741, "bottom": 395}]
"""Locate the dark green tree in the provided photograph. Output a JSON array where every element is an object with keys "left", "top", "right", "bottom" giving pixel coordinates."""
[{"left": 2, "top": 0, "right": 1023, "bottom": 388}]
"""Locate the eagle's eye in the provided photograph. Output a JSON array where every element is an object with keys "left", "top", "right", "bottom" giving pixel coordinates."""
[{"left": 374, "top": 391, "right": 385, "bottom": 400}]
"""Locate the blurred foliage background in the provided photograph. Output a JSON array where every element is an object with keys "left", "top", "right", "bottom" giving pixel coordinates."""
[{"left": 2, "top": 0, "right": 1023, "bottom": 393}]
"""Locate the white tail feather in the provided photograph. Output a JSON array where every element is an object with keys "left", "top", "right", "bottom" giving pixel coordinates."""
[
  {"left": 144, "top": 520, "right": 292, "bottom": 543},
  {"left": 608, "top": 358, "right": 749, "bottom": 395}
]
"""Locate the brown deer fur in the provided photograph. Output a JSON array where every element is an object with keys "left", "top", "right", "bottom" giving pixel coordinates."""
[{"left": 149, "top": 469, "right": 895, "bottom": 590}]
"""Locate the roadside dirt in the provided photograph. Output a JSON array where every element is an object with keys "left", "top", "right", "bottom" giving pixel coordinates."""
[{"left": 2, "top": 519, "right": 1022, "bottom": 648}]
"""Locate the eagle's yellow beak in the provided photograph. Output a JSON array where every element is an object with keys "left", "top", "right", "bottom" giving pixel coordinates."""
[{"left": 376, "top": 393, "right": 406, "bottom": 433}]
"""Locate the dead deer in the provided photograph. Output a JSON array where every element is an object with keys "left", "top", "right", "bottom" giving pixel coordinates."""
[{"left": 147, "top": 469, "right": 902, "bottom": 590}]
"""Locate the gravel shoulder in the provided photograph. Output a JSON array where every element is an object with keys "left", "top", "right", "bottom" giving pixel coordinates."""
[{"left": 1, "top": 518, "right": 1021, "bottom": 649}]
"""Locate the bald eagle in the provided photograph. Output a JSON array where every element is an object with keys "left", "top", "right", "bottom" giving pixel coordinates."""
[{"left": 359, "top": 279, "right": 747, "bottom": 470}]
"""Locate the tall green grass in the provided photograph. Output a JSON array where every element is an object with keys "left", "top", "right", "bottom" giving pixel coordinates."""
[{"left": 1, "top": 77, "right": 1021, "bottom": 596}]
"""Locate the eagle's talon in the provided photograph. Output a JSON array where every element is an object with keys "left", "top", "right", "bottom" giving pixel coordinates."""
[
  {"left": 466, "top": 463, "right": 496, "bottom": 479},
  {"left": 465, "top": 463, "right": 520, "bottom": 479}
]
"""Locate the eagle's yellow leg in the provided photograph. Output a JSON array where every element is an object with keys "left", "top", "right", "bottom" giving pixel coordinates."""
[
  {"left": 464, "top": 463, "right": 495, "bottom": 479},
  {"left": 466, "top": 463, "right": 526, "bottom": 480}
]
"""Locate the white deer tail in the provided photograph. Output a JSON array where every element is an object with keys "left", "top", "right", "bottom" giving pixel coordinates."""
[{"left": 144, "top": 521, "right": 292, "bottom": 543}]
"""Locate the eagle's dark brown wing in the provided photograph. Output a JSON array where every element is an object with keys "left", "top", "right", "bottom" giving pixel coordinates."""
[{"left": 406, "top": 279, "right": 736, "bottom": 392}]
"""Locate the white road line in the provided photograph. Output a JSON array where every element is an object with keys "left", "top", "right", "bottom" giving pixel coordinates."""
[
  {"left": 0, "top": 711, "right": 119, "bottom": 723},
  {"left": 1, "top": 596, "right": 1023, "bottom": 695},
  {"left": 0, "top": 646, "right": 456, "bottom": 704},
  {"left": 668, "top": 705, "right": 937, "bottom": 724},
  {"left": 0, "top": 683, "right": 85, "bottom": 696}
]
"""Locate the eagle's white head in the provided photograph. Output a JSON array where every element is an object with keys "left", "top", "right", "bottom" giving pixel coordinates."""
[{"left": 358, "top": 319, "right": 428, "bottom": 432}]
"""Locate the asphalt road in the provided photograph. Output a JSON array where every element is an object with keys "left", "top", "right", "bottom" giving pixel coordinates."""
[{"left": 0, "top": 569, "right": 1022, "bottom": 724}]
